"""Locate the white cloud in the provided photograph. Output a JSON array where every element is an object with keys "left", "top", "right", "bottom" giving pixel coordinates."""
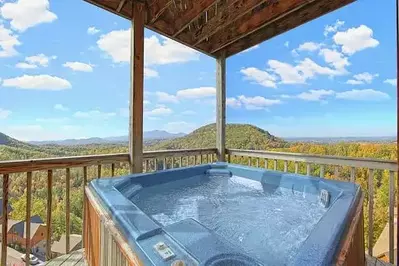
[
  {"left": 163, "top": 121, "right": 196, "bottom": 134},
  {"left": 63, "top": 62, "right": 93, "bottom": 72},
  {"left": 54, "top": 104, "right": 68, "bottom": 111},
  {"left": 240, "top": 67, "right": 277, "bottom": 88},
  {"left": 324, "top": 20, "right": 345, "bottom": 36},
  {"left": 333, "top": 25, "right": 379, "bottom": 55},
  {"left": 384, "top": 79, "right": 397, "bottom": 86},
  {"left": 155, "top": 91, "right": 179, "bottom": 103},
  {"left": 284, "top": 41, "right": 289, "bottom": 48},
  {"left": 2, "top": 75, "right": 71, "bottom": 90},
  {"left": 181, "top": 110, "right": 196, "bottom": 115},
  {"left": 74, "top": 110, "right": 116, "bottom": 119},
  {"left": 144, "top": 100, "right": 151, "bottom": 106},
  {"left": 346, "top": 72, "right": 378, "bottom": 85},
  {"left": 26, "top": 54, "right": 55, "bottom": 67},
  {"left": 16, "top": 54, "right": 56, "bottom": 68},
  {"left": 267, "top": 58, "right": 345, "bottom": 85},
  {"left": 176, "top": 87, "right": 216, "bottom": 99},
  {"left": 144, "top": 67, "right": 159, "bottom": 78},
  {"left": 0, "top": 24, "right": 20, "bottom": 57},
  {"left": 36, "top": 117, "right": 69, "bottom": 123},
  {"left": 295, "top": 42, "right": 322, "bottom": 52},
  {"left": 144, "top": 107, "right": 173, "bottom": 117},
  {"left": 87, "top": 26, "right": 100, "bottom": 35},
  {"left": 97, "top": 30, "right": 199, "bottom": 65},
  {"left": 319, "top": 48, "right": 349, "bottom": 71},
  {"left": 297, "top": 89, "right": 334, "bottom": 102},
  {"left": 15, "top": 62, "right": 37, "bottom": 69},
  {"left": 335, "top": 89, "right": 389, "bottom": 101},
  {"left": 226, "top": 97, "right": 242, "bottom": 108},
  {"left": 0, "top": 0, "right": 57, "bottom": 32},
  {"left": 0, "top": 108, "right": 11, "bottom": 119},
  {"left": 241, "top": 44, "right": 260, "bottom": 53},
  {"left": 227, "top": 95, "right": 281, "bottom": 110}
]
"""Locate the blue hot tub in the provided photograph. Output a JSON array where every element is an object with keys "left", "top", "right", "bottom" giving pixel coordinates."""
[{"left": 88, "top": 163, "right": 361, "bottom": 266}]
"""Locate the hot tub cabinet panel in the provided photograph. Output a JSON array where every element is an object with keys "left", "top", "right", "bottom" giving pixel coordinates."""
[{"left": 83, "top": 163, "right": 365, "bottom": 266}]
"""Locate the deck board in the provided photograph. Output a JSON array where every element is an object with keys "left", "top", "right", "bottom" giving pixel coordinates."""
[{"left": 45, "top": 249, "right": 86, "bottom": 266}]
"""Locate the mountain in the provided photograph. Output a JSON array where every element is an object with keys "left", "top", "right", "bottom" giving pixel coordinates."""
[
  {"left": 148, "top": 123, "right": 288, "bottom": 150},
  {"left": 284, "top": 136, "right": 397, "bottom": 143},
  {"left": 28, "top": 130, "right": 186, "bottom": 145}
]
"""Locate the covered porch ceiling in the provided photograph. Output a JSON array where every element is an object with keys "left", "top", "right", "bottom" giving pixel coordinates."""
[{"left": 84, "top": 0, "right": 355, "bottom": 57}]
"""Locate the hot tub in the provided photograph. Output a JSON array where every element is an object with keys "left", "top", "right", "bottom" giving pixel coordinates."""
[{"left": 83, "top": 163, "right": 364, "bottom": 266}]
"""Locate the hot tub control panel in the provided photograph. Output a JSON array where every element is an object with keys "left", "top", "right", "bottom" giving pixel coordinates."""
[{"left": 154, "top": 242, "right": 175, "bottom": 261}]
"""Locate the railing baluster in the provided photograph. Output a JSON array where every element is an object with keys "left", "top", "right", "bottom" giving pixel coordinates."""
[
  {"left": 97, "top": 164, "right": 102, "bottom": 178},
  {"left": 264, "top": 159, "right": 268, "bottom": 169},
  {"left": 144, "top": 159, "right": 148, "bottom": 172},
  {"left": 82, "top": 166, "right": 88, "bottom": 250},
  {"left": 320, "top": 165, "right": 325, "bottom": 178},
  {"left": 334, "top": 166, "right": 339, "bottom": 179},
  {"left": 194, "top": 155, "right": 197, "bottom": 165},
  {"left": 248, "top": 157, "right": 251, "bottom": 166},
  {"left": 211, "top": 154, "right": 215, "bottom": 162},
  {"left": 46, "top": 170, "right": 53, "bottom": 260},
  {"left": 350, "top": 167, "right": 355, "bottom": 182},
  {"left": 368, "top": 169, "right": 374, "bottom": 256},
  {"left": 256, "top": 158, "right": 259, "bottom": 168},
  {"left": 389, "top": 171, "right": 395, "bottom": 263},
  {"left": 186, "top": 156, "right": 189, "bottom": 166},
  {"left": 294, "top": 162, "right": 298, "bottom": 174},
  {"left": 306, "top": 163, "right": 311, "bottom": 175},
  {"left": 199, "top": 154, "right": 203, "bottom": 164},
  {"left": 179, "top": 157, "right": 183, "bottom": 167},
  {"left": 111, "top": 163, "right": 115, "bottom": 177},
  {"left": 66, "top": 168, "right": 71, "bottom": 254},
  {"left": 273, "top": 160, "right": 277, "bottom": 171},
  {"left": 25, "top": 171, "right": 32, "bottom": 266},
  {"left": 163, "top": 157, "right": 167, "bottom": 170},
  {"left": 1, "top": 174, "right": 9, "bottom": 266},
  {"left": 171, "top": 157, "right": 175, "bottom": 169},
  {"left": 227, "top": 154, "right": 230, "bottom": 163},
  {"left": 154, "top": 158, "right": 157, "bottom": 171},
  {"left": 283, "top": 161, "right": 288, "bottom": 172}
]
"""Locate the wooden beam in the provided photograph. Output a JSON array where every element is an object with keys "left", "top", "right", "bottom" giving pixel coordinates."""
[
  {"left": 197, "top": 0, "right": 312, "bottom": 54},
  {"left": 216, "top": 53, "right": 226, "bottom": 162},
  {"left": 148, "top": 0, "right": 173, "bottom": 24},
  {"left": 177, "top": 0, "right": 270, "bottom": 46},
  {"left": 116, "top": 0, "right": 127, "bottom": 12},
  {"left": 219, "top": 0, "right": 355, "bottom": 57},
  {"left": 129, "top": 1, "right": 145, "bottom": 173}
]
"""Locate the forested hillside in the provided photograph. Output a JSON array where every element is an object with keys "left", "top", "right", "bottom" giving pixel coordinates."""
[{"left": 0, "top": 124, "right": 396, "bottom": 249}]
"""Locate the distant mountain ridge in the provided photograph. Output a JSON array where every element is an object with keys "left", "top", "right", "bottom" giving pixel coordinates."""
[
  {"left": 148, "top": 123, "right": 288, "bottom": 150},
  {"left": 28, "top": 130, "right": 186, "bottom": 145}
]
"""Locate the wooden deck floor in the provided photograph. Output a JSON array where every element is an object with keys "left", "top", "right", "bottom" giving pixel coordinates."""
[
  {"left": 45, "top": 250, "right": 392, "bottom": 266},
  {"left": 45, "top": 250, "right": 86, "bottom": 266}
]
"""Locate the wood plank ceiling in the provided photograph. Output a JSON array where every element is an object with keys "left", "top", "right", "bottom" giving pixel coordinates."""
[{"left": 84, "top": 0, "right": 356, "bottom": 57}]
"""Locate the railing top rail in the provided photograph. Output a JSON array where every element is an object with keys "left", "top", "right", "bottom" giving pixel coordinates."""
[
  {"left": 226, "top": 149, "right": 397, "bottom": 171},
  {"left": 0, "top": 148, "right": 217, "bottom": 174}
]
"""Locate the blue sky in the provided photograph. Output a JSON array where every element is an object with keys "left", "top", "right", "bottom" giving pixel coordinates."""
[{"left": 0, "top": 0, "right": 396, "bottom": 141}]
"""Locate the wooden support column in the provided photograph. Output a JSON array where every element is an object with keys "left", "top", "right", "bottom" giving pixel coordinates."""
[
  {"left": 216, "top": 53, "right": 226, "bottom": 162},
  {"left": 129, "top": 1, "right": 145, "bottom": 173}
]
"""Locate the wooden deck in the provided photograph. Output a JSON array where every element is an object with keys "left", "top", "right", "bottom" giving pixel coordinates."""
[
  {"left": 45, "top": 250, "right": 393, "bottom": 266},
  {"left": 45, "top": 250, "right": 86, "bottom": 266}
]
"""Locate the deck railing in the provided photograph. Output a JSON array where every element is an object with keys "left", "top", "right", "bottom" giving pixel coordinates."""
[{"left": 0, "top": 148, "right": 396, "bottom": 265}]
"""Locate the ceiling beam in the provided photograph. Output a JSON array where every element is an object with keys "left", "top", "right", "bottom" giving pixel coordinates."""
[
  {"left": 220, "top": 0, "right": 355, "bottom": 57},
  {"left": 148, "top": 0, "right": 173, "bottom": 24},
  {"left": 177, "top": 0, "right": 270, "bottom": 46},
  {"left": 197, "top": 0, "right": 313, "bottom": 54},
  {"left": 116, "top": 0, "right": 127, "bottom": 12}
]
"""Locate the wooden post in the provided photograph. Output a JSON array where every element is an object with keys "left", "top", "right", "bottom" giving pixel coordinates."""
[
  {"left": 25, "top": 172, "right": 32, "bottom": 266},
  {"left": 129, "top": 1, "right": 145, "bottom": 173},
  {"left": 66, "top": 168, "right": 71, "bottom": 254},
  {"left": 1, "top": 174, "right": 9, "bottom": 266},
  {"left": 46, "top": 170, "right": 53, "bottom": 260},
  {"left": 216, "top": 52, "right": 226, "bottom": 162}
]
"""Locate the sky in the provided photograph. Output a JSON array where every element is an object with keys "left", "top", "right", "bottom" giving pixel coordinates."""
[{"left": 0, "top": 0, "right": 397, "bottom": 141}]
